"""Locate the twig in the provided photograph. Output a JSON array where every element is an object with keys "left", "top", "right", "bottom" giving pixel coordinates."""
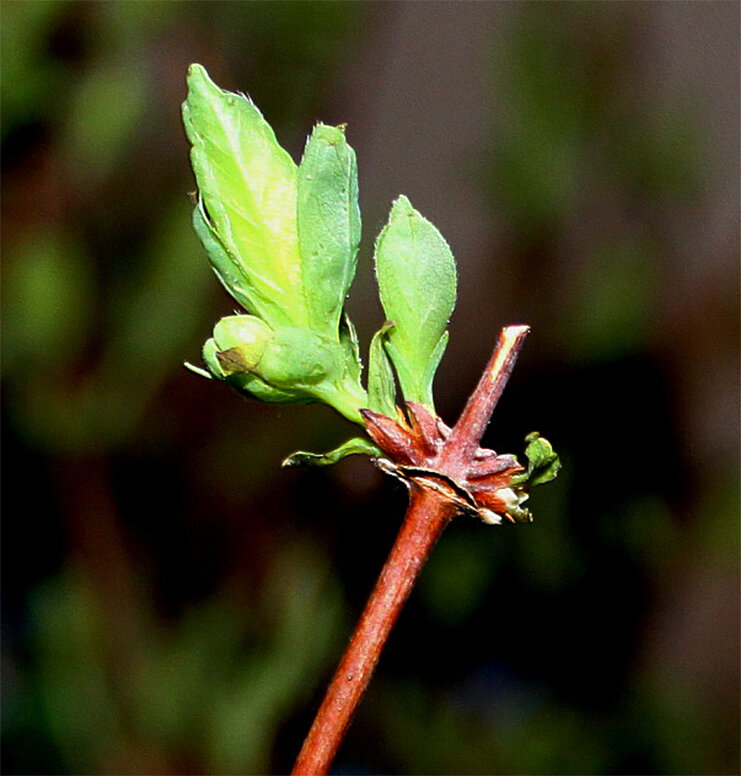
[
  {"left": 292, "top": 488, "right": 454, "bottom": 775},
  {"left": 291, "top": 325, "right": 530, "bottom": 775}
]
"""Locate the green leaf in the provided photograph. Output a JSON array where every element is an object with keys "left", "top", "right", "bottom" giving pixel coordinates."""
[
  {"left": 374, "top": 195, "right": 456, "bottom": 407},
  {"left": 182, "top": 63, "right": 306, "bottom": 328},
  {"left": 367, "top": 322, "right": 397, "bottom": 417},
  {"left": 183, "top": 67, "right": 369, "bottom": 425},
  {"left": 297, "top": 123, "right": 361, "bottom": 333},
  {"left": 282, "top": 437, "right": 380, "bottom": 468}
]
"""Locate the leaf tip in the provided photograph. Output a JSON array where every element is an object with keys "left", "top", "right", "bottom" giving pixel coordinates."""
[
  {"left": 390, "top": 194, "right": 414, "bottom": 217},
  {"left": 281, "top": 453, "right": 302, "bottom": 468},
  {"left": 185, "top": 63, "right": 214, "bottom": 95},
  {"left": 310, "top": 122, "right": 348, "bottom": 147},
  {"left": 186, "top": 62, "right": 206, "bottom": 79}
]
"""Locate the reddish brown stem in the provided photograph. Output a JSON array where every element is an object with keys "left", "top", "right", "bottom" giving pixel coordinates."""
[
  {"left": 442, "top": 324, "right": 530, "bottom": 467},
  {"left": 292, "top": 325, "right": 529, "bottom": 775},
  {"left": 292, "top": 489, "right": 456, "bottom": 775}
]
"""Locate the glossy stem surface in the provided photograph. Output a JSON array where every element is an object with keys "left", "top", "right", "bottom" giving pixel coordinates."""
[{"left": 292, "top": 488, "right": 455, "bottom": 775}]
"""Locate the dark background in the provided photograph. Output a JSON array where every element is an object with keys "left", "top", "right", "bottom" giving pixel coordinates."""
[{"left": 2, "top": 3, "right": 739, "bottom": 774}]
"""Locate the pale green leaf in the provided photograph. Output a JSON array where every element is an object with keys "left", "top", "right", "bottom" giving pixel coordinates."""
[
  {"left": 183, "top": 63, "right": 306, "bottom": 327},
  {"left": 282, "top": 437, "right": 380, "bottom": 467},
  {"left": 297, "top": 124, "right": 361, "bottom": 332},
  {"left": 374, "top": 195, "right": 456, "bottom": 407}
]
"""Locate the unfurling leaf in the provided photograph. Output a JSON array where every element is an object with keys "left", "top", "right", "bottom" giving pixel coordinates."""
[
  {"left": 510, "top": 432, "right": 561, "bottom": 489},
  {"left": 374, "top": 195, "right": 456, "bottom": 408},
  {"left": 523, "top": 431, "right": 561, "bottom": 486},
  {"left": 282, "top": 437, "right": 381, "bottom": 467}
]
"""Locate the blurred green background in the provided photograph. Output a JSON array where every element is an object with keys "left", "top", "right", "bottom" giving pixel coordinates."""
[{"left": 2, "top": 2, "right": 739, "bottom": 774}]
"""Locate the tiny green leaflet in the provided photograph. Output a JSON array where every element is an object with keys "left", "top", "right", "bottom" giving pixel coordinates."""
[{"left": 510, "top": 432, "right": 562, "bottom": 487}]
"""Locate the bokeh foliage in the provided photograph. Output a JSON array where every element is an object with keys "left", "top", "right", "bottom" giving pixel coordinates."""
[{"left": 2, "top": 3, "right": 738, "bottom": 775}]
